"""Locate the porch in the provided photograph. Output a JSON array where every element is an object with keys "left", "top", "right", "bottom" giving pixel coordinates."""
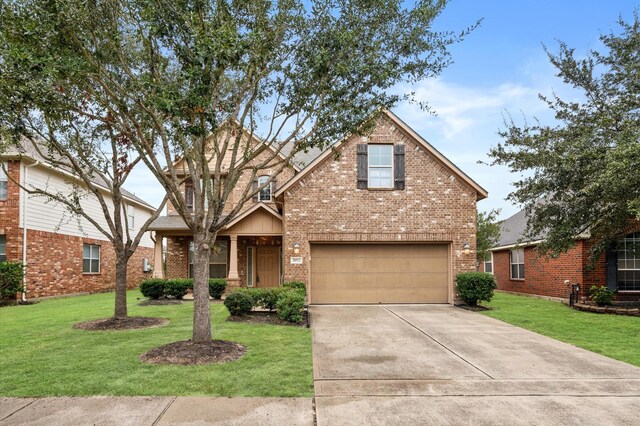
[{"left": 149, "top": 204, "right": 285, "bottom": 290}]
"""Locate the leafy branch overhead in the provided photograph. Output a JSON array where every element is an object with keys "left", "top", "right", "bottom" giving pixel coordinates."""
[{"left": 487, "top": 13, "right": 640, "bottom": 262}]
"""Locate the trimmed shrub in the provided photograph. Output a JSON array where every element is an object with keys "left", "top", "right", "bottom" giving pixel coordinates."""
[
  {"left": 258, "top": 287, "right": 289, "bottom": 311},
  {"left": 590, "top": 285, "right": 616, "bottom": 306},
  {"left": 208, "top": 279, "right": 227, "bottom": 299},
  {"left": 165, "top": 279, "right": 192, "bottom": 299},
  {"left": 283, "top": 281, "right": 306, "bottom": 295},
  {"left": 139, "top": 279, "right": 166, "bottom": 300},
  {"left": 224, "top": 291, "right": 253, "bottom": 316},
  {"left": 0, "top": 262, "right": 25, "bottom": 299},
  {"left": 456, "top": 272, "right": 497, "bottom": 306},
  {"left": 276, "top": 290, "right": 305, "bottom": 323}
]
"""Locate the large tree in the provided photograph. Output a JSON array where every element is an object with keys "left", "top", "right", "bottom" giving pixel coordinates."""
[
  {"left": 476, "top": 209, "right": 500, "bottom": 266},
  {"left": 0, "top": 0, "right": 476, "bottom": 344},
  {"left": 488, "top": 14, "right": 640, "bottom": 262}
]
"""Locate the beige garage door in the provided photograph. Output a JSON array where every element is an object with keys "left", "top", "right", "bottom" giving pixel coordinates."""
[{"left": 310, "top": 244, "right": 449, "bottom": 304}]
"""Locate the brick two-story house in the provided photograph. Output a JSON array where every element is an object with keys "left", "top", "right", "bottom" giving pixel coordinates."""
[
  {"left": 486, "top": 208, "right": 640, "bottom": 302},
  {"left": 0, "top": 146, "right": 156, "bottom": 299},
  {"left": 149, "top": 110, "right": 487, "bottom": 304}
]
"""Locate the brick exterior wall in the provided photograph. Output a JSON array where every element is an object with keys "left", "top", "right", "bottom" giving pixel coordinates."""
[
  {"left": 24, "top": 230, "right": 153, "bottom": 298},
  {"left": 1, "top": 160, "right": 154, "bottom": 299},
  {"left": 281, "top": 114, "right": 479, "bottom": 303},
  {"left": 493, "top": 241, "right": 639, "bottom": 302}
]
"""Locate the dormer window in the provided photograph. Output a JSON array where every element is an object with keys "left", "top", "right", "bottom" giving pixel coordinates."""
[{"left": 258, "top": 176, "right": 272, "bottom": 202}]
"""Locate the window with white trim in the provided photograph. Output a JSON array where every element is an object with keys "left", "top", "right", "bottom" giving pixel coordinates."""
[
  {"left": 368, "top": 145, "right": 393, "bottom": 188},
  {"left": 618, "top": 232, "right": 640, "bottom": 291},
  {"left": 0, "top": 235, "right": 6, "bottom": 262},
  {"left": 189, "top": 240, "right": 228, "bottom": 279},
  {"left": 127, "top": 205, "right": 135, "bottom": 230},
  {"left": 0, "top": 162, "right": 7, "bottom": 200},
  {"left": 510, "top": 248, "right": 524, "bottom": 280},
  {"left": 247, "top": 247, "right": 254, "bottom": 287},
  {"left": 258, "top": 176, "right": 272, "bottom": 202},
  {"left": 483, "top": 252, "right": 493, "bottom": 274},
  {"left": 83, "top": 244, "right": 100, "bottom": 274}
]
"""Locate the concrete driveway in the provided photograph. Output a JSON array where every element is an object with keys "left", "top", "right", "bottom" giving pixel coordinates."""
[{"left": 311, "top": 305, "right": 640, "bottom": 425}]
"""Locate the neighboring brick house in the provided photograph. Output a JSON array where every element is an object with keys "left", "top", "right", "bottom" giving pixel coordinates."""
[
  {"left": 0, "top": 147, "right": 156, "bottom": 299},
  {"left": 150, "top": 110, "right": 487, "bottom": 304},
  {"left": 487, "top": 208, "right": 640, "bottom": 302}
]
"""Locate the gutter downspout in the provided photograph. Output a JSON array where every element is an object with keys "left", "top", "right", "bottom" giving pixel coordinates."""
[{"left": 21, "top": 161, "right": 39, "bottom": 302}]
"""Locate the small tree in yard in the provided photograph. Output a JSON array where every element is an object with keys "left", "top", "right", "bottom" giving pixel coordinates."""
[
  {"left": 0, "top": 262, "right": 25, "bottom": 304},
  {"left": 487, "top": 15, "right": 640, "bottom": 263},
  {"left": 0, "top": 0, "right": 477, "bottom": 349},
  {"left": 456, "top": 272, "right": 497, "bottom": 306},
  {"left": 476, "top": 209, "right": 501, "bottom": 267}
]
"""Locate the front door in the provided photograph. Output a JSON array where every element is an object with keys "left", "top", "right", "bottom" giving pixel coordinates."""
[{"left": 256, "top": 246, "right": 280, "bottom": 287}]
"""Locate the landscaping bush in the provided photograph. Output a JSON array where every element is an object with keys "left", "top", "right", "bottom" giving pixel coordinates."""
[
  {"left": 164, "top": 279, "right": 192, "bottom": 299},
  {"left": 456, "top": 272, "right": 497, "bottom": 306},
  {"left": 283, "top": 281, "right": 306, "bottom": 295},
  {"left": 0, "top": 262, "right": 25, "bottom": 300},
  {"left": 208, "top": 279, "right": 227, "bottom": 299},
  {"left": 257, "top": 287, "right": 288, "bottom": 311},
  {"left": 276, "top": 290, "right": 305, "bottom": 323},
  {"left": 224, "top": 291, "right": 253, "bottom": 316},
  {"left": 590, "top": 285, "right": 616, "bottom": 306},
  {"left": 139, "top": 279, "right": 166, "bottom": 300}
]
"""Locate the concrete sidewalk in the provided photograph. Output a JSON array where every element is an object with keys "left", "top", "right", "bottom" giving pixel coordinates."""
[{"left": 0, "top": 397, "right": 314, "bottom": 426}]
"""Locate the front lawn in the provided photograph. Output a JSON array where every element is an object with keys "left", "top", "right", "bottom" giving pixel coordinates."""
[
  {"left": 0, "top": 291, "right": 312, "bottom": 397},
  {"left": 482, "top": 292, "right": 640, "bottom": 367}
]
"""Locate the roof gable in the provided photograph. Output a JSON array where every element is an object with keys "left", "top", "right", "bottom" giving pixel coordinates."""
[{"left": 275, "top": 110, "right": 488, "bottom": 200}]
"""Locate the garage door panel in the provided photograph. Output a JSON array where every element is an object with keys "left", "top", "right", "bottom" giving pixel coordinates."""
[{"left": 310, "top": 244, "right": 449, "bottom": 304}]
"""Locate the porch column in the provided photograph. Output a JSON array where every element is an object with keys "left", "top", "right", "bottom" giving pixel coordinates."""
[
  {"left": 228, "top": 235, "right": 239, "bottom": 280},
  {"left": 153, "top": 233, "right": 164, "bottom": 278}
]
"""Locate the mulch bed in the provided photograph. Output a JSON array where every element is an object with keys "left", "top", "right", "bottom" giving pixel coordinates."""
[
  {"left": 139, "top": 340, "right": 245, "bottom": 365},
  {"left": 457, "top": 304, "right": 492, "bottom": 312},
  {"left": 73, "top": 316, "right": 169, "bottom": 331},
  {"left": 138, "top": 299, "right": 183, "bottom": 306},
  {"left": 226, "top": 311, "right": 308, "bottom": 327}
]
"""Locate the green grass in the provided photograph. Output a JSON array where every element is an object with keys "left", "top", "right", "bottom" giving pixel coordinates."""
[
  {"left": 0, "top": 291, "right": 312, "bottom": 397},
  {"left": 482, "top": 292, "right": 640, "bottom": 367}
]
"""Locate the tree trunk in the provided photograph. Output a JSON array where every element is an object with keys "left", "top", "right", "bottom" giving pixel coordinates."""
[
  {"left": 192, "top": 234, "right": 212, "bottom": 343},
  {"left": 114, "top": 248, "right": 129, "bottom": 319}
]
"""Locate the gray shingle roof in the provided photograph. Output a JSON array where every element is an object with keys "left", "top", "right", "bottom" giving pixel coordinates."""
[
  {"left": 494, "top": 208, "right": 547, "bottom": 248},
  {"left": 148, "top": 215, "right": 190, "bottom": 231}
]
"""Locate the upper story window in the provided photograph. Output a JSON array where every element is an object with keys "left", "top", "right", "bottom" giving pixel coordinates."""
[
  {"left": 127, "top": 205, "right": 135, "bottom": 230},
  {"left": 510, "top": 248, "right": 524, "bottom": 280},
  {"left": 368, "top": 145, "right": 393, "bottom": 188},
  {"left": 483, "top": 252, "right": 493, "bottom": 274},
  {"left": 83, "top": 244, "right": 100, "bottom": 274},
  {"left": 258, "top": 176, "right": 272, "bottom": 202},
  {"left": 0, "top": 162, "right": 7, "bottom": 200},
  {"left": 0, "top": 235, "right": 6, "bottom": 262},
  {"left": 618, "top": 232, "right": 640, "bottom": 291},
  {"left": 357, "top": 144, "right": 404, "bottom": 190}
]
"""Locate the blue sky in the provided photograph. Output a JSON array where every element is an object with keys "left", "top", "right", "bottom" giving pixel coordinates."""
[{"left": 127, "top": 0, "right": 638, "bottom": 220}]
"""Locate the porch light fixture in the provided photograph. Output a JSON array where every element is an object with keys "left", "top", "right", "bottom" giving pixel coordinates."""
[
  {"left": 463, "top": 243, "right": 470, "bottom": 255},
  {"left": 293, "top": 242, "right": 301, "bottom": 254}
]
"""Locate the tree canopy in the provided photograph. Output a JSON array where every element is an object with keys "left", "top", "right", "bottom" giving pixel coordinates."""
[
  {"left": 488, "top": 14, "right": 640, "bottom": 261},
  {"left": 476, "top": 209, "right": 501, "bottom": 264}
]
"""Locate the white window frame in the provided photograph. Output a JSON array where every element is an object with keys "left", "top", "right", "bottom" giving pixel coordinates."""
[
  {"left": 510, "top": 248, "right": 524, "bottom": 280},
  {"left": 0, "top": 235, "right": 6, "bottom": 262},
  {"left": 0, "top": 162, "right": 7, "bottom": 200},
  {"left": 247, "top": 246, "right": 254, "bottom": 287},
  {"left": 127, "top": 205, "right": 135, "bottom": 230},
  {"left": 367, "top": 144, "right": 394, "bottom": 189},
  {"left": 484, "top": 252, "right": 493, "bottom": 274},
  {"left": 617, "top": 232, "right": 640, "bottom": 292},
  {"left": 258, "top": 176, "right": 272, "bottom": 202},
  {"left": 83, "top": 244, "right": 101, "bottom": 274}
]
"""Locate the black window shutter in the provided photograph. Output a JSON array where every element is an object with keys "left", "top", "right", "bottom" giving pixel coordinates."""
[
  {"left": 252, "top": 178, "right": 259, "bottom": 202},
  {"left": 185, "top": 185, "right": 194, "bottom": 211},
  {"left": 605, "top": 244, "right": 618, "bottom": 290},
  {"left": 356, "top": 144, "right": 368, "bottom": 189},
  {"left": 394, "top": 144, "right": 405, "bottom": 190}
]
